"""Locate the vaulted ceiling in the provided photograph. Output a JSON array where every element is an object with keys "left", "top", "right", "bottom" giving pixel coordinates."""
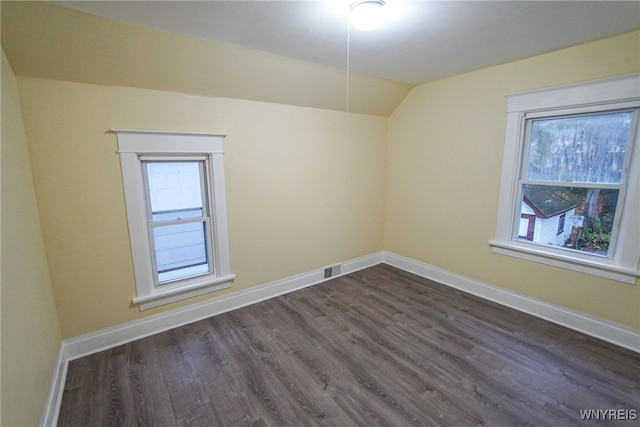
[
  {"left": 3, "top": 1, "right": 639, "bottom": 116},
  {"left": 52, "top": 0, "right": 640, "bottom": 85}
]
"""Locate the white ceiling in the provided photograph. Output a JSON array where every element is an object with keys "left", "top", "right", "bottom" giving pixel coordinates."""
[{"left": 52, "top": 1, "right": 640, "bottom": 86}]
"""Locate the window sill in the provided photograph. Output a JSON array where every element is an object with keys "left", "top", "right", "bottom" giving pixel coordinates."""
[
  {"left": 489, "top": 240, "right": 638, "bottom": 285},
  {"left": 132, "top": 274, "right": 236, "bottom": 310}
]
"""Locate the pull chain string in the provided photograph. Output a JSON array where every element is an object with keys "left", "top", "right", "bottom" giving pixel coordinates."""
[{"left": 346, "top": 11, "right": 351, "bottom": 146}]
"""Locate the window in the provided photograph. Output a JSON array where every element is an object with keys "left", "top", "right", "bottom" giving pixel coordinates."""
[
  {"left": 144, "top": 160, "right": 211, "bottom": 284},
  {"left": 557, "top": 213, "right": 566, "bottom": 236},
  {"left": 519, "top": 111, "right": 634, "bottom": 253},
  {"left": 114, "top": 130, "right": 234, "bottom": 310},
  {"left": 490, "top": 74, "right": 640, "bottom": 284}
]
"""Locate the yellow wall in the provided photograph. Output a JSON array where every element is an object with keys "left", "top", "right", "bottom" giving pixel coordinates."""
[
  {"left": 385, "top": 30, "right": 640, "bottom": 329},
  {"left": 3, "top": 3, "right": 639, "bottom": 422},
  {"left": 16, "top": 78, "right": 387, "bottom": 338},
  {"left": 1, "top": 49, "right": 62, "bottom": 426},
  {"left": 13, "top": 30, "right": 640, "bottom": 339}
]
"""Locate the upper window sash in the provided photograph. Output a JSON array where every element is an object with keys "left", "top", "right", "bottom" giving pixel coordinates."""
[
  {"left": 520, "top": 109, "right": 637, "bottom": 185},
  {"left": 141, "top": 158, "right": 211, "bottom": 223}
]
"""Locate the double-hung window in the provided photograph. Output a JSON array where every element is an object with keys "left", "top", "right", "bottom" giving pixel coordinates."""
[
  {"left": 143, "top": 158, "right": 212, "bottom": 284},
  {"left": 491, "top": 74, "right": 640, "bottom": 284},
  {"left": 114, "top": 130, "right": 234, "bottom": 310}
]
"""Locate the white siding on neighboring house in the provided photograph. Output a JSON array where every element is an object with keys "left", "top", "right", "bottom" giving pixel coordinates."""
[
  {"left": 537, "top": 208, "right": 575, "bottom": 246},
  {"left": 520, "top": 200, "right": 575, "bottom": 247}
]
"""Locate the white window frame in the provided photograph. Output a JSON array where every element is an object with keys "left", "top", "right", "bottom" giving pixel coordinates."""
[
  {"left": 490, "top": 74, "right": 640, "bottom": 284},
  {"left": 113, "top": 130, "right": 234, "bottom": 310}
]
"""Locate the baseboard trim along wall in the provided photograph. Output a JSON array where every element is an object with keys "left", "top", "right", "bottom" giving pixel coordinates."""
[
  {"left": 41, "top": 345, "right": 69, "bottom": 427},
  {"left": 42, "top": 250, "right": 640, "bottom": 426},
  {"left": 381, "top": 251, "right": 640, "bottom": 353}
]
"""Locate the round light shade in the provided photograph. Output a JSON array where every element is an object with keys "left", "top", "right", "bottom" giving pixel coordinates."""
[{"left": 350, "top": 0, "right": 386, "bottom": 31}]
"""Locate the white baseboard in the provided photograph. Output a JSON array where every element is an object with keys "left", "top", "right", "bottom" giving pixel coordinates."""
[
  {"left": 61, "top": 251, "right": 383, "bottom": 362},
  {"left": 42, "top": 250, "right": 639, "bottom": 426},
  {"left": 40, "top": 345, "right": 69, "bottom": 427},
  {"left": 381, "top": 251, "right": 640, "bottom": 353}
]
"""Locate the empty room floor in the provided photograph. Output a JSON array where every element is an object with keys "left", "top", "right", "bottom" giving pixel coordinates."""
[{"left": 58, "top": 264, "right": 639, "bottom": 426}]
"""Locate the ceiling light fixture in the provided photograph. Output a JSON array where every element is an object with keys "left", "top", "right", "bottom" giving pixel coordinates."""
[{"left": 349, "top": 0, "right": 386, "bottom": 31}]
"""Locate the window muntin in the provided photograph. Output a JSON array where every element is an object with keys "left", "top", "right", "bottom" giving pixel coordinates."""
[
  {"left": 513, "top": 110, "right": 636, "bottom": 259},
  {"left": 142, "top": 160, "right": 213, "bottom": 285}
]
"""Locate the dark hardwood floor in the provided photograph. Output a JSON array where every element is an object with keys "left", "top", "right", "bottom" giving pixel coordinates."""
[{"left": 58, "top": 264, "right": 639, "bottom": 426}]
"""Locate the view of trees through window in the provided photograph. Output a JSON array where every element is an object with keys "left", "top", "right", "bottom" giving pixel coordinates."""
[{"left": 518, "top": 111, "right": 633, "bottom": 256}]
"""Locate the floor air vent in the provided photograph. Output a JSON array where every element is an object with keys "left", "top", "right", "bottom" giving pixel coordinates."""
[{"left": 324, "top": 264, "right": 341, "bottom": 278}]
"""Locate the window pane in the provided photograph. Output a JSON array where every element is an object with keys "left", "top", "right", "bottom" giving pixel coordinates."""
[
  {"left": 145, "top": 161, "right": 205, "bottom": 221},
  {"left": 526, "top": 111, "right": 632, "bottom": 183},
  {"left": 153, "top": 221, "right": 210, "bottom": 284},
  {"left": 518, "top": 184, "right": 619, "bottom": 256}
]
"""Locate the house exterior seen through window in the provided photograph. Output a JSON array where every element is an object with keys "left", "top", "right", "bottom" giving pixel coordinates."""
[{"left": 491, "top": 74, "right": 640, "bottom": 284}]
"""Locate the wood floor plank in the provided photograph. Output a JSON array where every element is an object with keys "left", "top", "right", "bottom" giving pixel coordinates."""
[{"left": 58, "top": 265, "right": 640, "bottom": 426}]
